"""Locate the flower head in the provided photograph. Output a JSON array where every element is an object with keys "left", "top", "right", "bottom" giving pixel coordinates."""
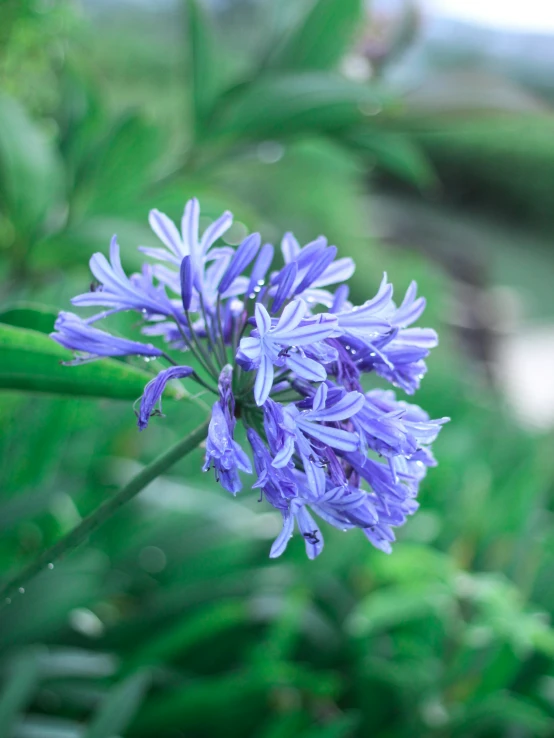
[{"left": 52, "top": 197, "right": 448, "bottom": 559}]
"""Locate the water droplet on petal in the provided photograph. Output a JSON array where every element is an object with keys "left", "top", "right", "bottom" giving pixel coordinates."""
[
  {"left": 18, "top": 587, "right": 25, "bottom": 594},
  {"left": 48, "top": 563, "right": 54, "bottom": 570}
]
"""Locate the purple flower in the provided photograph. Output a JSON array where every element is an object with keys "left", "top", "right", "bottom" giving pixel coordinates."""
[
  {"left": 204, "top": 403, "right": 252, "bottom": 494},
  {"left": 137, "top": 365, "right": 194, "bottom": 430},
  {"left": 53, "top": 196, "right": 447, "bottom": 560},
  {"left": 279, "top": 232, "right": 355, "bottom": 308},
  {"left": 236, "top": 300, "right": 339, "bottom": 405},
  {"left": 51, "top": 312, "right": 163, "bottom": 361},
  {"left": 71, "top": 237, "right": 175, "bottom": 319},
  {"left": 203, "top": 366, "right": 252, "bottom": 495}
]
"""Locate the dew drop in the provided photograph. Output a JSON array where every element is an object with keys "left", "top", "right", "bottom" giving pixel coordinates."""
[
  {"left": 18, "top": 587, "right": 25, "bottom": 594},
  {"left": 48, "top": 563, "right": 54, "bottom": 570}
]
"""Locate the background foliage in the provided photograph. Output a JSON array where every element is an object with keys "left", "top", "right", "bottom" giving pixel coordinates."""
[{"left": 1, "top": 1, "right": 554, "bottom": 736}]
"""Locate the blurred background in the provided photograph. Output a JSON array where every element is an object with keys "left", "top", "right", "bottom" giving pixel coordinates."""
[{"left": 2, "top": 0, "right": 554, "bottom": 735}]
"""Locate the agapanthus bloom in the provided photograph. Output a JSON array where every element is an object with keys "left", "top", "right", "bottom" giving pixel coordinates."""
[{"left": 51, "top": 198, "right": 448, "bottom": 558}]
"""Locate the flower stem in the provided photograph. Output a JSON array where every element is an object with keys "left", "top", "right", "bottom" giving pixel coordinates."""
[{"left": 0, "top": 418, "right": 210, "bottom": 609}]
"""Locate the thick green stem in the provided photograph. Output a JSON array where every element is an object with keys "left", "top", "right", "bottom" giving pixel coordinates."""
[{"left": 0, "top": 418, "right": 210, "bottom": 609}]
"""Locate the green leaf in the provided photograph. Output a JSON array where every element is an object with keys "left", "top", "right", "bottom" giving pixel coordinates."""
[
  {"left": 346, "top": 584, "right": 453, "bottom": 636},
  {"left": 128, "top": 600, "right": 248, "bottom": 669},
  {"left": 212, "top": 73, "right": 382, "bottom": 141},
  {"left": 0, "top": 650, "right": 40, "bottom": 733},
  {"left": 84, "top": 671, "right": 150, "bottom": 738},
  {"left": 347, "top": 129, "right": 437, "bottom": 189},
  {"left": 0, "top": 303, "right": 58, "bottom": 334},
  {"left": 84, "top": 114, "right": 160, "bottom": 216},
  {"left": 0, "top": 93, "right": 63, "bottom": 234},
  {"left": 270, "top": 0, "right": 363, "bottom": 71},
  {"left": 186, "top": 0, "right": 222, "bottom": 135},
  {"left": 0, "top": 323, "right": 186, "bottom": 401},
  {"left": 452, "top": 693, "right": 553, "bottom": 736}
]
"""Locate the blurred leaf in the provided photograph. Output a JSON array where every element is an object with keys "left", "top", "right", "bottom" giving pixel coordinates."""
[
  {"left": 30, "top": 217, "right": 155, "bottom": 271},
  {"left": 270, "top": 0, "right": 363, "bottom": 71},
  {"left": 128, "top": 600, "right": 248, "bottom": 668},
  {"left": 452, "top": 692, "right": 553, "bottom": 736},
  {"left": 0, "top": 93, "right": 62, "bottom": 235},
  {"left": 346, "top": 584, "right": 453, "bottom": 636},
  {"left": 84, "top": 671, "right": 150, "bottom": 738},
  {"left": 0, "top": 304, "right": 58, "bottom": 334},
  {"left": 0, "top": 323, "right": 185, "bottom": 401},
  {"left": 0, "top": 650, "right": 40, "bottom": 733},
  {"left": 83, "top": 114, "right": 160, "bottom": 216},
  {"left": 347, "top": 129, "right": 437, "bottom": 189},
  {"left": 302, "top": 713, "right": 360, "bottom": 738},
  {"left": 211, "top": 73, "right": 382, "bottom": 141},
  {"left": 186, "top": 0, "right": 222, "bottom": 135}
]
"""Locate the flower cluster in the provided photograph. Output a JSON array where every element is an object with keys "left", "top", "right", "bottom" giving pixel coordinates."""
[{"left": 51, "top": 198, "right": 448, "bottom": 558}]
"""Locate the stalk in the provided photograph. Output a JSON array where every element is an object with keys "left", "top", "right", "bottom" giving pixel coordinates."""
[{"left": 0, "top": 418, "right": 210, "bottom": 608}]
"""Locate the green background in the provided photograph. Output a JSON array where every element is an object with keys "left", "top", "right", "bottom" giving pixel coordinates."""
[{"left": 1, "top": 1, "right": 554, "bottom": 736}]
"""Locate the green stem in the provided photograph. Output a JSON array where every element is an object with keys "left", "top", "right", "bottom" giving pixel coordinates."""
[{"left": 0, "top": 418, "right": 210, "bottom": 609}]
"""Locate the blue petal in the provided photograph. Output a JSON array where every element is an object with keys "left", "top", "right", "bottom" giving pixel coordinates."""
[
  {"left": 149, "top": 210, "right": 183, "bottom": 257},
  {"left": 254, "top": 353, "right": 274, "bottom": 406},
  {"left": 200, "top": 210, "right": 233, "bottom": 254},
  {"left": 180, "top": 256, "right": 193, "bottom": 310},
  {"left": 308, "top": 391, "right": 365, "bottom": 422},
  {"left": 298, "top": 419, "right": 359, "bottom": 452},
  {"left": 270, "top": 513, "right": 295, "bottom": 558},
  {"left": 219, "top": 232, "right": 261, "bottom": 294},
  {"left": 138, "top": 365, "right": 193, "bottom": 430},
  {"left": 272, "top": 261, "right": 297, "bottom": 313},
  {"left": 272, "top": 298, "right": 306, "bottom": 337},
  {"left": 285, "top": 353, "right": 326, "bottom": 382},
  {"left": 296, "top": 506, "right": 324, "bottom": 559},
  {"left": 255, "top": 303, "right": 272, "bottom": 336}
]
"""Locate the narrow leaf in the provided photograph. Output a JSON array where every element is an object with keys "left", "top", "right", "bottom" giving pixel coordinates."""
[
  {"left": 270, "top": 0, "right": 363, "bottom": 71},
  {"left": 186, "top": 0, "right": 222, "bottom": 135},
  {"left": 212, "top": 73, "right": 383, "bottom": 141},
  {"left": 0, "top": 650, "right": 40, "bottom": 733},
  {"left": 0, "top": 323, "right": 186, "bottom": 401},
  {"left": 0, "top": 93, "right": 62, "bottom": 234},
  {"left": 84, "top": 671, "right": 150, "bottom": 738},
  {"left": 0, "top": 303, "right": 58, "bottom": 334}
]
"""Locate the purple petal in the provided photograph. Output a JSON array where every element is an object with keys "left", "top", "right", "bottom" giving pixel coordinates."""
[
  {"left": 331, "top": 285, "right": 350, "bottom": 313},
  {"left": 200, "top": 210, "right": 233, "bottom": 254},
  {"left": 295, "top": 246, "right": 337, "bottom": 295},
  {"left": 272, "top": 298, "right": 307, "bottom": 337},
  {"left": 272, "top": 435, "right": 295, "bottom": 468},
  {"left": 298, "top": 420, "right": 360, "bottom": 452},
  {"left": 285, "top": 353, "right": 326, "bottom": 382},
  {"left": 138, "top": 365, "right": 193, "bottom": 430},
  {"left": 149, "top": 210, "right": 183, "bottom": 257},
  {"left": 254, "top": 353, "right": 274, "bottom": 406},
  {"left": 308, "top": 391, "right": 365, "bottom": 422},
  {"left": 312, "top": 257, "right": 355, "bottom": 288},
  {"left": 219, "top": 232, "right": 261, "bottom": 294},
  {"left": 180, "top": 256, "right": 193, "bottom": 310},
  {"left": 312, "top": 383, "right": 328, "bottom": 412},
  {"left": 281, "top": 232, "right": 301, "bottom": 264},
  {"left": 270, "top": 513, "right": 295, "bottom": 558},
  {"left": 295, "top": 237, "right": 327, "bottom": 270},
  {"left": 271, "top": 261, "right": 298, "bottom": 314},
  {"left": 181, "top": 198, "right": 200, "bottom": 257},
  {"left": 247, "top": 243, "right": 274, "bottom": 297},
  {"left": 296, "top": 506, "right": 323, "bottom": 559},
  {"left": 276, "top": 314, "right": 338, "bottom": 345},
  {"left": 255, "top": 303, "right": 272, "bottom": 336}
]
